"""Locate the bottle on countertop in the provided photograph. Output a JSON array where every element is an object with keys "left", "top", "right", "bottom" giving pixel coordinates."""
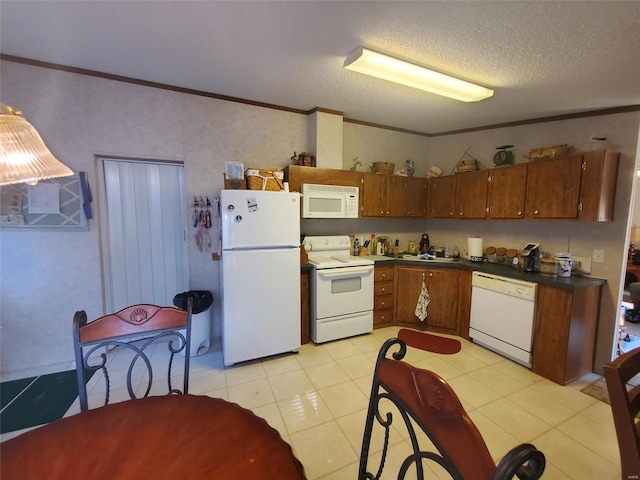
[{"left": 353, "top": 238, "right": 359, "bottom": 255}]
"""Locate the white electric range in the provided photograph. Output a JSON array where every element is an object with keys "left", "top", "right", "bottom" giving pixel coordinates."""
[{"left": 303, "top": 235, "right": 374, "bottom": 343}]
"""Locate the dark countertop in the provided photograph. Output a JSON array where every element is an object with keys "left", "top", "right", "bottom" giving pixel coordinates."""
[
  {"left": 369, "top": 255, "right": 605, "bottom": 289},
  {"left": 301, "top": 256, "right": 606, "bottom": 289}
]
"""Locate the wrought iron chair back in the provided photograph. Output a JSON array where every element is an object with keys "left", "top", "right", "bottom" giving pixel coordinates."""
[
  {"left": 603, "top": 347, "right": 640, "bottom": 480},
  {"left": 73, "top": 299, "right": 192, "bottom": 412},
  {"left": 359, "top": 336, "right": 545, "bottom": 480}
]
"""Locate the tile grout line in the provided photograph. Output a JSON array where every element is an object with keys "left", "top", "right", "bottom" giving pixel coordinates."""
[{"left": 0, "top": 376, "right": 40, "bottom": 414}]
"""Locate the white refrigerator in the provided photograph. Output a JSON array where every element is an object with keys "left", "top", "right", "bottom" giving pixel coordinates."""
[{"left": 220, "top": 190, "right": 301, "bottom": 366}]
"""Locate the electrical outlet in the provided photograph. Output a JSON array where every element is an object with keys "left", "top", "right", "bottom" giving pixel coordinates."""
[
  {"left": 0, "top": 214, "right": 24, "bottom": 226},
  {"left": 572, "top": 255, "right": 592, "bottom": 274},
  {"left": 593, "top": 249, "right": 605, "bottom": 264}
]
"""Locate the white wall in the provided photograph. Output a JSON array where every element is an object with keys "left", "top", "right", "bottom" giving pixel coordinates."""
[{"left": 0, "top": 60, "right": 307, "bottom": 373}]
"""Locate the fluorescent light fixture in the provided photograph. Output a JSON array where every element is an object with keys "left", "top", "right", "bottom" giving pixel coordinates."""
[
  {"left": 344, "top": 47, "right": 494, "bottom": 102},
  {"left": 0, "top": 103, "right": 73, "bottom": 186}
]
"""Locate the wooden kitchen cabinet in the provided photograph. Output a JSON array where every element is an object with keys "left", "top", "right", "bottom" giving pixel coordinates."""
[
  {"left": 578, "top": 149, "right": 619, "bottom": 221},
  {"left": 394, "top": 265, "right": 460, "bottom": 335},
  {"left": 525, "top": 150, "right": 619, "bottom": 221},
  {"left": 531, "top": 284, "right": 602, "bottom": 385},
  {"left": 427, "top": 176, "right": 456, "bottom": 218},
  {"left": 361, "top": 174, "right": 425, "bottom": 217},
  {"left": 404, "top": 177, "right": 427, "bottom": 217},
  {"left": 300, "top": 271, "right": 310, "bottom": 344},
  {"left": 487, "top": 163, "right": 528, "bottom": 219},
  {"left": 525, "top": 154, "right": 582, "bottom": 219},
  {"left": 454, "top": 170, "right": 488, "bottom": 219},
  {"left": 361, "top": 173, "right": 387, "bottom": 217},
  {"left": 284, "top": 165, "right": 361, "bottom": 193},
  {"left": 457, "top": 269, "right": 472, "bottom": 339},
  {"left": 373, "top": 265, "right": 394, "bottom": 328}
]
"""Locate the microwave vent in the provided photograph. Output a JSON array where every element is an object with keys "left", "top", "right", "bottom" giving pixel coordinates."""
[{"left": 301, "top": 183, "right": 359, "bottom": 194}]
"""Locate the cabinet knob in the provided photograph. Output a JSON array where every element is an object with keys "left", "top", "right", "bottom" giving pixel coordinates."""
[
  {"left": 380, "top": 210, "right": 384, "bottom": 215},
  {"left": 386, "top": 211, "right": 390, "bottom": 216},
  {"left": 459, "top": 212, "right": 463, "bottom": 216},
  {"left": 429, "top": 272, "right": 433, "bottom": 277},
  {"left": 449, "top": 212, "right": 453, "bottom": 217},
  {"left": 381, "top": 301, "right": 385, "bottom": 307},
  {"left": 381, "top": 274, "right": 387, "bottom": 279},
  {"left": 518, "top": 210, "right": 523, "bottom": 216},
  {"left": 534, "top": 209, "right": 539, "bottom": 215},
  {"left": 381, "top": 287, "right": 386, "bottom": 293},
  {"left": 380, "top": 315, "right": 385, "bottom": 320}
]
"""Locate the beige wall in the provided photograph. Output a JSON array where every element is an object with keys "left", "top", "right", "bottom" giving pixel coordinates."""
[
  {"left": 1, "top": 58, "right": 638, "bottom": 376},
  {"left": 0, "top": 60, "right": 308, "bottom": 372}
]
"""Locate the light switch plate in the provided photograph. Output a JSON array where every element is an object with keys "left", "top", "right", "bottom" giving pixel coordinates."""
[
  {"left": 593, "top": 249, "right": 605, "bottom": 264},
  {"left": 0, "top": 214, "right": 24, "bottom": 226}
]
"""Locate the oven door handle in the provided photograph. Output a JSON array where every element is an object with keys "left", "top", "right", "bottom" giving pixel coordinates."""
[{"left": 318, "top": 267, "right": 373, "bottom": 279}]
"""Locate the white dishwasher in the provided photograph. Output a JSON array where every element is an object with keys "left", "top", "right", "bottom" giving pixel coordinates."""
[{"left": 469, "top": 272, "right": 537, "bottom": 367}]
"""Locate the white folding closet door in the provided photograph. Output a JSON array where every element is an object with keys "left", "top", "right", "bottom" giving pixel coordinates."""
[{"left": 103, "top": 159, "right": 188, "bottom": 312}]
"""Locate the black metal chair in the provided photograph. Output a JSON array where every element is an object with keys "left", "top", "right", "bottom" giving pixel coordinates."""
[
  {"left": 359, "top": 334, "right": 545, "bottom": 480},
  {"left": 73, "top": 299, "right": 192, "bottom": 411},
  {"left": 603, "top": 347, "right": 640, "bottom": 480}
]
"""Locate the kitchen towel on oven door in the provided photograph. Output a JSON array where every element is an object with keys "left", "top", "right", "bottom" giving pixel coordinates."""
[{"left": 414, "top": 275, "right": 430, "bottom": 321}]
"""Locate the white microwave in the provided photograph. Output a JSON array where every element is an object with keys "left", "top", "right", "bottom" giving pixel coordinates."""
[{"left": 301, "top": 183, "right": 359, "bottom": 218}]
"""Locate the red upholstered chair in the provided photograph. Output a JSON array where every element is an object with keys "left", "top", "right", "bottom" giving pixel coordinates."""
[
  {"left": 73, "top": 300, "right": 192, "bottom": 411},
  {"left": 603, "top": 347, "right": 640, "bottom": 480},
  {"left": 358, "top": 334, "right": 545, "bottom": 480}
]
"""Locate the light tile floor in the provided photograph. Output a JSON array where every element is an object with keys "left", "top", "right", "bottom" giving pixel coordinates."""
[{"left": 1, "top": 326, "right": 620, "bottom": 480}]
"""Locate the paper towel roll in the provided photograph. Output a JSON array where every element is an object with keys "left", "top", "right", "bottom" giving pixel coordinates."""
[{"left": 468, "top": 238, "right": 484, "bottom": 261}]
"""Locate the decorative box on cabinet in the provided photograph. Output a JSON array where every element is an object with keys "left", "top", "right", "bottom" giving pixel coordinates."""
[
  {"left": 531, "top": 284, "right": 602, "bottom": 385},
  {"left": 373, "top": 266, "right": 394, "bottom": 328}
]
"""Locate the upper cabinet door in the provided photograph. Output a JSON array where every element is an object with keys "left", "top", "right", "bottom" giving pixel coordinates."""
[
  {"left": 454, "top": 170, "right": 488, "bottom": 219},
  {"left": 525, "top": 155, "right": 583, "bottom": 219},
  {"left": 487, "top": 163, "right": 528, "bottom": 219},
  {"left": 578, "top": 150, "right": 619, "bottom": 221},
  {"left": 386, "top": 175, "right": 406, "bottom": 217},
  {"left": 403, "top": 177, "right": 426, "bottom": 217},
  {"left": 361, "top": 173, "right": 387, "bottom": 217},
  {"left": 428, "top": 176, "right": 456, "bottom": 218}
]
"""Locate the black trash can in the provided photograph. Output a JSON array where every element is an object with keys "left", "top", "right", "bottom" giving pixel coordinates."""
[{"left": 173, "top": 290, "right": 213, "bottom": 356}]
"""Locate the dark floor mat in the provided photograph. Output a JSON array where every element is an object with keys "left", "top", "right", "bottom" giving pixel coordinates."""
[
  {"left": 0, "top": 369, "right": 93, "bottom": 434},
  {"left": 0, "top": 376, "right": 36, "bottom": 410}
]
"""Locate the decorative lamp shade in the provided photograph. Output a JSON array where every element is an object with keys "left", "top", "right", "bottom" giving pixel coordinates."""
[{"left": 0, "top": 104, "right": 73, "bottom": 186}]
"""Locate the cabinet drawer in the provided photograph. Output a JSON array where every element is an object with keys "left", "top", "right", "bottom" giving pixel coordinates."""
[
  {"left": 374, "top": 281, "right": 393, "bottom": 296},
  {"left": 374, "top": 294, "right": 394, "bottom": 310},
  {"left": 374, "top": 308, "right": 394, "bottom": 327},
  {"left": 375, "top": 267, "right": 393, "bottom": 282}
]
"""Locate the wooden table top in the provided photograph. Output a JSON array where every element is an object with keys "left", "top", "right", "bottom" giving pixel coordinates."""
[{"left": 1, "top": 394, "right": 306, "bottom": 479}]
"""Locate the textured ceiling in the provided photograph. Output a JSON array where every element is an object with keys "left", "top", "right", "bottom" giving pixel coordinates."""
[{"left": 1, "top": 1, "right": 639, "bottom": 135}]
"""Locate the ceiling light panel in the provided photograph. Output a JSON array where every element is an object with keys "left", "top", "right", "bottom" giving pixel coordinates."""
[{"left": 344, "top": 47, "right": 493, "bottom": 102}]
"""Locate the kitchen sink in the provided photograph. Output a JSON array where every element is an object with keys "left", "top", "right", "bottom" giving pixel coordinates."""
[{"left": 399, "top": 255, "right": 458, "bottom": 263}]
